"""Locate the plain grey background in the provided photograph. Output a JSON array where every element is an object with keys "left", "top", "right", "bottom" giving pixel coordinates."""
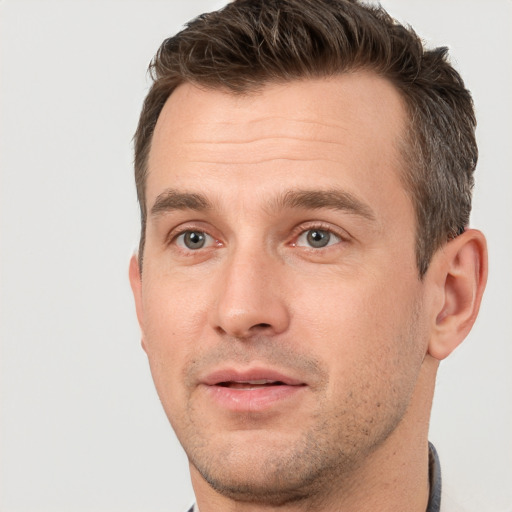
[{"left": 1, "top": 1, "right": 511, "bottom": 511}]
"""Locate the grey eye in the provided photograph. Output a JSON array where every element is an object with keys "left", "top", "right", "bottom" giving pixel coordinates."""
[
  {"left": 306, "top": 229, "right": 331, "bottom": 248},
  {"left": 178, "top": 231, "right": 208, "bottom": 250},
  {"left": 296, "top": 228, "right": 341, "bottom": 249}
]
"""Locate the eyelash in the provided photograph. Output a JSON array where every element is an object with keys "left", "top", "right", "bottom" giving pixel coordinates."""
[
  {"left": 167, "top": 225, "right": 221, "bottom": 253},
  {"left": 290, "top": 222, "right": 348, "bottom": 249},
  {"left": 167, "top": 222, "right": 349, "bottom": 252}
]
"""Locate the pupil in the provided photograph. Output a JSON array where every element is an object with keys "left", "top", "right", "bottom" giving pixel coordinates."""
[
  {"left": 185, "top": 231, "right": 205, "bottom": 249},
  {"left": 307, "top": 229, "right": 330, "bottom": 248}
]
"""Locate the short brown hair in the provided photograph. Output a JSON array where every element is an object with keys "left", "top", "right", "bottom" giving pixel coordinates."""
[{"left": 134, "top": 0, "right": 477, "bottom": 276}]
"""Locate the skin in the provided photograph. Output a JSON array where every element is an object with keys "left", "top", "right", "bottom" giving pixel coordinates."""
[{"left": 130, "top": 73, "right": 487, "bottom": 511}]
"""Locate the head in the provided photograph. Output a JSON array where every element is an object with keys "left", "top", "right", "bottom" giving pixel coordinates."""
[
  {"left": 130, "top": 0, "right": 487, "bottom": 508},
  {"left": 134, "top": 0, "right": 477, "bottom": 277}
]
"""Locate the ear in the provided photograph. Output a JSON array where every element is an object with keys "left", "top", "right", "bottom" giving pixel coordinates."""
[
  {"left": 129, "top": 254, "right": 147, "bottom": 353},
  {"left": 427, "top": 229, "right": 488, "bottom": 360}
]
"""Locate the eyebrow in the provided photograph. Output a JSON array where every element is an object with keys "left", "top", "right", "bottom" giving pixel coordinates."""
[
  {"left": 270, "top": 189, "right": 376, "bottom": 221},
  {"left": 150, "top": 190, "right": 212, "bottom": 216},
  {"left": 150, "top": 187, "right": 376, "bottom": 222}
]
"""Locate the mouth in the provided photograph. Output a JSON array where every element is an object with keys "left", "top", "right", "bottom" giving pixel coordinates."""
[
  {"left": 201, "top": 368, "right": 307, "bottom": 412},
  {"left": 203, "top": 367, "right": 305, "bottom": 387},
  {"left": 217, "top": 379, "right": 289, "bottom": 390}
]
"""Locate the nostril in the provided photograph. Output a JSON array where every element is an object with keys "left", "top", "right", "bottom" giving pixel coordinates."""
[
  {"left": 214, "top": 322, "right": 273, "bottom": 339},
  {"left": 254, "top": 323, "right": 271, "bottom": 329}
]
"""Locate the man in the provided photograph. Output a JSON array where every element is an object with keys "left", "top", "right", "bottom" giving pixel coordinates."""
[{"left": 129, "top": 0, "right": 488, "bottom": 510}]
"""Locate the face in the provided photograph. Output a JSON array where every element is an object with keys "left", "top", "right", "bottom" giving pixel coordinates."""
[{"left": 131, "top": 73, "right": 432, "bottom": 504}]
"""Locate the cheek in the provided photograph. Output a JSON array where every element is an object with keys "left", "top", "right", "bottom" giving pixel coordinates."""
[
  {"left": 140, "top": 276, "right": 210, "bottom": 403},
  {"left": 294, "top": 277, "right": 427, "bottom": 431},
  {"left": 290, "top": 268, "right": 426, "bottom": 378},
  {"left": 142, "top": 267, "right": 211, "bottom": 341}
]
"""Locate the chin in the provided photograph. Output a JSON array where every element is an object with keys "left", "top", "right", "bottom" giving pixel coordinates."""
[
  {"left": 194, "top": 458, "right": 319, "bottom": 506},
  {"left": 186, "top": 428, "right": 353, "bottom": 506}
]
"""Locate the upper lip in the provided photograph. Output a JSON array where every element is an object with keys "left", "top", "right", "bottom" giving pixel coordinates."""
[{"left": 201, "top": 367, "right": 306, "bottom": 386}]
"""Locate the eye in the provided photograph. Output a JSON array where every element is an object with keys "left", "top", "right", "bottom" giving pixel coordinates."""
[
  {"left": 175, "top": 230, "right": 214, "bottom": 250},
  {"left": 296, "top": 228, "right": 341, "bottom": 249}
]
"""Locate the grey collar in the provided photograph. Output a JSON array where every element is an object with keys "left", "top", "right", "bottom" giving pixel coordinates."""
[{"left": 427, "top": 442, "right": 442, "bottom": 512}]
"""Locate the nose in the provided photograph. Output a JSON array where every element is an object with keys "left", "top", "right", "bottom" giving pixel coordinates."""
[{"left": 210, "top": 246, "right": 290, "bottom": 339}]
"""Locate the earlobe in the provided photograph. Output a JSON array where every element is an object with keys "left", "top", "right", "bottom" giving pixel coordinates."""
[
  {"left": 129, "top": 254, "right": 147, "bottom": 352},
  {"left": 428, "top": 229, "right": 488, "bottom": 360}
]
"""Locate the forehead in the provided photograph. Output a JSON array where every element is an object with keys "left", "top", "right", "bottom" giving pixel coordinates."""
[{"left": 147, "top": 72, "right": 410, "bottom": 216}]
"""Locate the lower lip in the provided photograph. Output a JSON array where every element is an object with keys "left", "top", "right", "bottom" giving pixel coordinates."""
[{"left": 203, "top": 384, "right": 306, "bottom": 412}]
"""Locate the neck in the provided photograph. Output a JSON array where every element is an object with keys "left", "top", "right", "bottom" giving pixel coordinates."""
[{"left": 192, "top": 356, "right": 439, "bottom": 512}]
